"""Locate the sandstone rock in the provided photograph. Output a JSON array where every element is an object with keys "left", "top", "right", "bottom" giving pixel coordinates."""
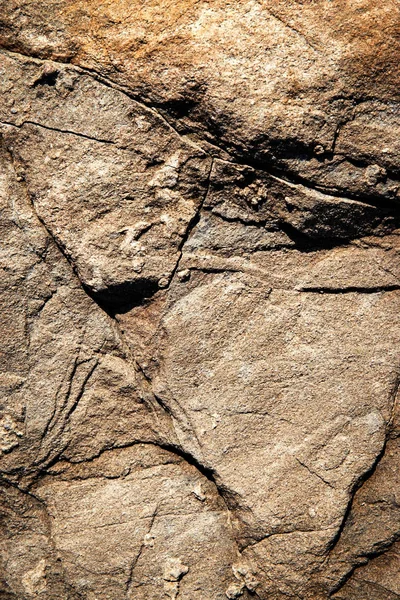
[{"left": 0, "top": 2, "right": 399, "bottom": 599}]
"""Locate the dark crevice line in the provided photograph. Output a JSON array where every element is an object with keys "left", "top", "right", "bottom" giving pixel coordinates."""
[
  {"left": 278, "top": 222, "right": 355, "bottom": 252},
  {"left": 164, "top": 156, "right": 215, "bottom": 289},
  {"left": 65, "top": 360, "right": 99, "bottom": 420},
  {"left": 242, "top": 155, "right": 400, "bottom": 209},
  {"left": 299, "top": 285, "right": 400, "bottom": 294},
  {"left": 126, "top": 504, "right": 159, "bottom": 594},
  {"left": 40, "top": 354, "right": 80, "bottom": 442},
  {"left": 202, "top": 210, "right": 383, "bottom": 254},
  {"left": 188, "top": 266, "right": 244, "bottom": 275},
  {"left": 264, "top": 6, "right": 321, "bottom": 53},
  {"left": 7, "top": 141, "right": 86, "bottom": 285},
  {"left": 0, "top": 473, "right": 48, "bottom": 508},
  {"left": 1, "top": 118, "right": 115, "bottom": 145},
  {"left": 295, "top": 457, "right": 336, "bottom": 490},
  {"left": 117, "top": 439, "right": 247, "bottom": 517},
  {"left": 330, "top": 122, "right": 342, "bottom": 155},
  {"left": 41, "top": 436, "right": 244, "bottom": 520}
]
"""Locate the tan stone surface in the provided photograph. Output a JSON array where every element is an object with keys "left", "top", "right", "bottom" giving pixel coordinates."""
[{"left": 0, "top": 2, "right": 399, "bottom": 599}]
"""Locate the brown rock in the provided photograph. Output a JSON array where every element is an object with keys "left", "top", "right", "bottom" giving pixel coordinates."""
[{"left": 0, "top": 2, "right": 399, "bottom": 599}]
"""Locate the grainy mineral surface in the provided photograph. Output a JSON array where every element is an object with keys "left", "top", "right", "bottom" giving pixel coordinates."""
[{"left": 0, "top": 1, "right": 399, "bottom": 598}]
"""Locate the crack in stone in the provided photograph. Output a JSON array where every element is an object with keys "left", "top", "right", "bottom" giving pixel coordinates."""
[
  {"left": 164, "top": 156, "right": 215, "bottom": 288},
  {"left": 65, "top": 359, "right": 99, "bottom": 421},
  {"left": 263, "top": 6, "right": 322, "bottom": 54},
  {"left": 0, "top": 473, "right": 48, "bottom": 508},
  {"left": 125, "top": 503, "right": 159, "bottom": 596},
  {"left": 0, "top": 119, "right": 116, "bottom": 145},
  {"left": 295, "top": 457, "right": 336, "bottom": 490},
  {"left": 298, "top": 285, "right": 400, "bottom": 294}
]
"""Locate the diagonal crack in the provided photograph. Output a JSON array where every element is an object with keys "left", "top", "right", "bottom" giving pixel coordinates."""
[
  {"left": 295, "top": 457, "right": 336, "bottom": 490},
  {"left": 264, "top": 7, "right": 321, "bottom": 53},
  {"left": 65, "top": 359, "right": 99, "bottom": 420},
  {"left": 164, "top": 157, "right": 215, "bottom": 288},
  {"left": 126, "top": 503, "right": 159, "bottom": 596},
  {"left": 0, "top": 119, "right": 115, "bottom": 145}
]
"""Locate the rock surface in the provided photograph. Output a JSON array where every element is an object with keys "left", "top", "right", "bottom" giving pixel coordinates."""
[{"left": 0, "top": 1, "right": 399, "bottom": 598}]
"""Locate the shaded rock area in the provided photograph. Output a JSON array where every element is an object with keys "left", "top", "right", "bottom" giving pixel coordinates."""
[{"left": 0, "top": 1, "right": 399, "bottom": 598}]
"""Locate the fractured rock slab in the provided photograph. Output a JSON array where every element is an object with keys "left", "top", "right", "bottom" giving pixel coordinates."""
[{"left": 0, "top": 2, "right": 400, "bottom": 599}]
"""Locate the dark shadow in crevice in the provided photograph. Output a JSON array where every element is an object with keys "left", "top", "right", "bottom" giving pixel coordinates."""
[
  {"left": 150, "top": 439, "right": 248, "bottom": 521},
  {"left": 279, "top": 221, "right": 354, "bottom": 252},
  {"left": 152, "top": 79, "right": 208, "bottom": 121},
  {"left": 33, "top": 70, "right": 59, "bottom": 87},
  {"left": 155, "top": 97, "right": 199, "bottom": 120},
  {"left": 83, "top": 278, "right": 159, "bottom": 317}
]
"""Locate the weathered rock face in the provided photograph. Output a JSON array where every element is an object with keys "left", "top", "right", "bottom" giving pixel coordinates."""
[{"left": 0, "top": 2, "right": 399, "bottom": 599}]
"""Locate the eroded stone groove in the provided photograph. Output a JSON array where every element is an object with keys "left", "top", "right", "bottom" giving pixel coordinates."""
[{"left": 1, "top": 3, "right": 400, "bottom": 599}]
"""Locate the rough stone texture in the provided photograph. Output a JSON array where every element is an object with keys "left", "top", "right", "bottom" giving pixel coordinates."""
[{"left": 0, "top": 1, "right": 399, "bottom": 599}]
